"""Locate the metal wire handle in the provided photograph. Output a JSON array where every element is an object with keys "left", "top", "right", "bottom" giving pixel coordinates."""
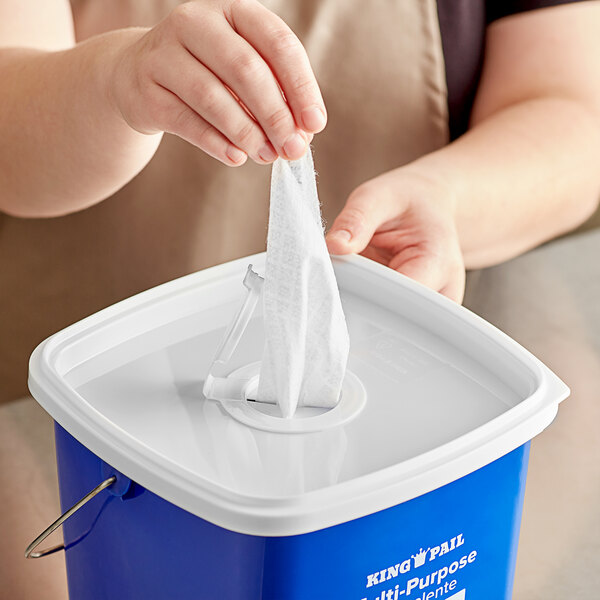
[{"left": 25, "top": 475, "right": 116, "bottom": 559}]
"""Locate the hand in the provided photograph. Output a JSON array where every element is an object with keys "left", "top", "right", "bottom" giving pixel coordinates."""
[
  {"left": 326, "top": 168, "right": 466, "bottom": 303},
  {"left": 110, "top": 0, "right": 326, "bottom": 166}
]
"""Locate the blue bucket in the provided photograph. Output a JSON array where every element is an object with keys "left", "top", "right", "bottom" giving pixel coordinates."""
[{"left": 28, "top": 254, "right": 568, "bottom": 599}]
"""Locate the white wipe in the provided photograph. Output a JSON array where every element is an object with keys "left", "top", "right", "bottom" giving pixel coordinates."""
[{"left": 257, "top": 150, "right": 349, "bottom": 418}]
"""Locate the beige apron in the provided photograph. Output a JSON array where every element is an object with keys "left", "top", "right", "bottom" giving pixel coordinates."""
[{"left": 0, "top": 0, "right": 449, "bottom": 403}]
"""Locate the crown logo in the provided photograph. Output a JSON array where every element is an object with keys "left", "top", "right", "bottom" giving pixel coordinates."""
[{"left": 411, "top": 547, "right": 430, "bottom": 568}]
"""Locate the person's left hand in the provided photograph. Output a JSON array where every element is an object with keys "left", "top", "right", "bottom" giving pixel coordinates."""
[{"left": 325, "top": 167, "right": 466, "bottom": 303}]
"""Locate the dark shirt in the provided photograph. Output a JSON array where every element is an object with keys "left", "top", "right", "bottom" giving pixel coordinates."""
[{"left": 437, "top": 0, "right": 589, "bottom": 139}]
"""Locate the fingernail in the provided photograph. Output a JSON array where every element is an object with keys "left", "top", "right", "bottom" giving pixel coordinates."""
[
  {"left": 226, "top": 146, "right": 247, "bottom": 165},
  {"left": 258, "top": 143, "right": 277, "bottom": 163},
  {"left": 301, "top": 106, "right": 326, "bottom": 132},
  {"left": 302, "top": 131, "right": 314, "bottom": 144},
  {"left": 283, "top": 133, "right": 307, "bottom": 159},
  {"left": 327, "top": 229, "right": 352, "bottom": 243}
]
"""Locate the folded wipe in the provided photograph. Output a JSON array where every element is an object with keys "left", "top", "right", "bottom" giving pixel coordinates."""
[{"left": 257, "top": 150, "right": 349, "bottom": 418}]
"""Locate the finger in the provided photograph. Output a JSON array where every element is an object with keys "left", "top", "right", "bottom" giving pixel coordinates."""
[
  {"left": 326, "top": 183, "right": 403, "bottom": 255},
  {"left": 155, "top": 45, "right": 277, "bottom": 163},
  {"left": 229, "top": 0, "right": 326, "bottom": 133},
  {"left": 359, "top": 245, "right": 391, "bottom": 265},
  {"left": 388, "top": 244, "right": 449, "bottom": 293},
  {"left": 439, "top": 268, "right": 466, "bottom": 304},
  {"left": 156, "top": 86, "right": 247, "bottom": 166},
  {"left": 178, "top": 11, "right": 308, "bottom": 160}
]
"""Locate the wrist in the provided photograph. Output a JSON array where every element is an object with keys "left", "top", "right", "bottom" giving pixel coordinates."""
[
  {"left": 393, "top": 160, "right": 459, "bottom": 220},
  {"left": 94, "top": 28, "right": 151, "bottom": 129}
]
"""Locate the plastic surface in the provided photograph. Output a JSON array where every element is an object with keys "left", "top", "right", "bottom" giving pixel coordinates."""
[
  {"left": 55, "top": 424, "right": 265, "bottom": 600},
  {"left": 219, "top": 361, "right": 367, "bottom": 433},
  {"left": 29, "top": 253, "right": 569, "bottom": 536},
  {"left": 203, "top": 265, "right": 264, "bottom": 403},
  {"left": 56, "top": 423, "right": 529, "bottom": 600}
]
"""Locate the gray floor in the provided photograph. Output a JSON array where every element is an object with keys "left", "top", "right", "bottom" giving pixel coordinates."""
[{"left": 464, "top": 230, "right": 600, "bottom": 599}]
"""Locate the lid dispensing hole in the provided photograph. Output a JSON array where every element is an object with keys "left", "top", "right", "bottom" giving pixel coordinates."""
[
  {"left": 218, "top": 362, "right": 366, "bottom": 434},
  {"left": 203, "top": 265, "right": 366, "bottom": 434}
]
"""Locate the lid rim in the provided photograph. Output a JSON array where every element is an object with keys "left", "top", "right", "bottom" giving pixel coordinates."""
[{"left": 28, "top": 253, "right": 569, "bottom": 536}]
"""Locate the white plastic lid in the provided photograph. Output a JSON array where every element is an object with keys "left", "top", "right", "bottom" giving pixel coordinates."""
[{"left": 28, "top": 253, "right": 569, "bottom": 536}]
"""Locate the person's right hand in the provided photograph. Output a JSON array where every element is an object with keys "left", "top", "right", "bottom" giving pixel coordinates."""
[{"left": 109, "top": 0, "right": 326, "bottom": 166}]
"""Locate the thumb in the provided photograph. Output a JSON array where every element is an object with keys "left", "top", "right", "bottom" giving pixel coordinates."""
[{"left": 325, "top": 183, "right": 399, "bottom": 254}]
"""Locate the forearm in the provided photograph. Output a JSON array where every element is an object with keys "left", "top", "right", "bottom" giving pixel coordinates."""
[
  {"left": 0, "top": 28, "right": 160, "bottom": 218},
  {"left": 408, "top": 95, "right": 600, "bottom": 269},
  {"left": 326, "top": 3, "right": 600, "bottom": 302}
]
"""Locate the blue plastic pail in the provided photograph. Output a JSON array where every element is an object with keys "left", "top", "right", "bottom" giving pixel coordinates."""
[
  {"left": 55, "top": 424, "right": 529, "bottom": 600},
  {"left": 29, "top": 254, "right": 568, "bottom": 599}
]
